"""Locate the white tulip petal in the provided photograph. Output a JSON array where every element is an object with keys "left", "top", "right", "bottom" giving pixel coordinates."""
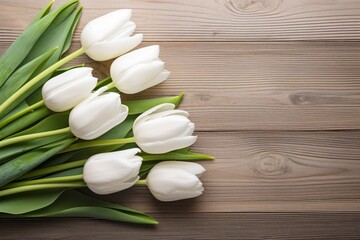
[
  {"left": 69, "top": 93, "right": 128, "bottom": 140},
  {"left": 143, "top": 109, "right": 189, "bottom": 123},
  {"left": 115, "top": 60, "right": 165, "bottom": 93},
  {"left": 140, "top": 69, "right": 170, "bottom": 91},
  {"left": 134, "top": 103, "right": 175, "bottom": 126},
  {"left": 146, "top": 162, "right": 205, "bottom": 201},
  {"left": 151, "top": 161, "right": 205, "bottom": 176},
  {"left": 44, "top": 76, "right": 97, "bottom": 112},
  {"left": 81, "top": 9, "right": 132, "bottom": 49},
  {"left": 135, "top": 115, "right": 191, "bottom": 142},
  {"left": 42, "top": 67, "right": 93, "bottom": 91},
  {"left": 86, "top": 34, "right": 143, "bottom": 61},
  {"left": 138, "top": 135, "right": 198, "bottom": 154},
  {"left": 87, "top": 176, "right": 139, "bottom": 195},
  {"left": 110, "top": 45, "right": 160, "bottom": 79},
  {"left": 83, "top": 148, "right": 142, "bottom": 195},
  {"left": 108, "top": 21, "right": 135, "bottom": 40},
  {"left": 152, "top": 190, "right": 203, "bottom": 202}
]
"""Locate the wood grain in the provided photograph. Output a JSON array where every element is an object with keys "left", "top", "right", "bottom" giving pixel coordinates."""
[
  {"left": 1, "top": 0, "right": 360, "bottom": 238},
  {"left": 77, "top": 131, "right": 360, "bottom": 213},
  {"left": 1, "top": 0, "right": 360, "bottom": 41},
  {"left": 1, "top": 213, "right": 360, "bottom": 240},
  {"left": 3, "top": 41, "right": 358, "bottom": 131}
]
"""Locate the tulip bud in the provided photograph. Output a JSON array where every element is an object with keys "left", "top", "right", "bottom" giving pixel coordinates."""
[
  {"left": 69, "top": 87, "right": 128, "bottom": 140},
  {"left": 81, "top": 9, "right": 143, "bottom": 61},
  {"left": 146, "top": 161, "right": 205, "bottom": 202},
  {"left": 41, "top": 67, "right": 97, "bottom": 112},
  {"left": 83, "top": 148, "right": 142, "bottom": 195},
  {"left": 133, "top": 103, "right": 197, "bottom": 154},
  {"left": 110, "top": 45, "right": 170, "bottom": 94}
]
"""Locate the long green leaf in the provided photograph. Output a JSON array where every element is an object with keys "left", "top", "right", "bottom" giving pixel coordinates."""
[
  {"left": 23, "top": 190, "right": 157, "bottom": 224},
  {"left": 0, "top": 133, "right": 71, "bottom": 164},
  {"left": 0, "top": 0, "right": 79, "bottom": 88},
  {"left": 9, "top": 112, "right": 69, "bottom": 138},
  {"left": 0, "top": 107, "right": 50, "bottom": 140},
  {"left": 0, "top": 139, "right": 75, "bottom": 187},
  {"left": 25, "top": 6, "right": 83, "bottom": 105},
  {"left": 124, "top": 93, "right": 184, "bottom": 115},
  {"left": 29, "top": 0, "right": 55, "bottom": 25},
  {"left": 0, "top": 48, "right": 57, "bottom": 104},
  {"left": 0, "top": 189, "right": 64, "bottom": 214}
]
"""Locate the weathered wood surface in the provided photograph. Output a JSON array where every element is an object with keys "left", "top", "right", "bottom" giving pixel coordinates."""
[
  {"left": 1, "top": 0, "right": 360, "bottom": 239},
  {"left": 2, "top": 213, "right": 360, "bottom": 240},
  {"left": 1, "top": 0, "right": 360, "bottom": 41}
]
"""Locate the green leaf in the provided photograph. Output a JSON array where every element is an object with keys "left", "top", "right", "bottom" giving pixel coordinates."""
[
  {"left": 10, "top": 112, "right": 69, "bottom": 138},
  {"left": 29, "top": 0, "right": 55, "bottom": 25},
  {"left": 0, "top": 48, "right": 57, "bottom": 104},
  {"left": 0, "top": 133, "right": 71, "bottom": 164},
  {"left": 0, "top": 107, "right": 50, "bottom": 140},
  {"left": 0, "top": 189, "right": 64, "bottom": 214},
  {"left": 0, "top": 138, "right": 75, "bottom": 187},
  {"left": 124, "top": 93, "right": 184, "bottom": 115},
  {"left": 62, "top": 6, "right": 82, "bottom": 55},
  {"left": 22, "top": 190, "right": 157, "bottom": 224},
  {"left": 0, "top": 0, "right": 79, "bottom": 88},
  {"left": 45, "top": 167, "right": 83, "bottom": 178},
  {"left": 24, "top": 6, "right": 83, "bottom": 106}
]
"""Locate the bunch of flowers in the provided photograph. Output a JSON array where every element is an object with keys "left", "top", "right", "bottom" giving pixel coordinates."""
[{"left": 0, "top": 0, "right": 212, "bottom": 224}]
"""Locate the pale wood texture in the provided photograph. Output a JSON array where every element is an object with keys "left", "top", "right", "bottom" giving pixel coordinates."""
[
  {"left": 1, "top": 0, "right": 360, "bottom": 41},
  {"left": 1, "top": 213, "right": 360, "bottom": 240},
  {"left": 1, "top": 0, "right": 360, "bottom": 239}
]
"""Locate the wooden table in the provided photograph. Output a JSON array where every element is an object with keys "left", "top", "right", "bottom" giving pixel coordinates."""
[{"left": 1, "top": 0, "right": 360, "bottom": 239}]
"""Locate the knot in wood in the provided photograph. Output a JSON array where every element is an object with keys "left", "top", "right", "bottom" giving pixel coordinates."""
[
  {"left": 254, "top": 153, "right": 287, "bottom": 176},
  {"left": 223, "top": 0, "right": 282, "bottom": 14},
  {"left": 289, "top": 92, "right": 315, "bottom": 105}
]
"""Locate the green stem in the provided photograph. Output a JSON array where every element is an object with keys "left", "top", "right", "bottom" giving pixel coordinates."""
[
  {"left": 0, "top": 100, "right": 45, "bottom": 129},
  {"left": 104, "top": 82, "right": 115, "bottom": 90},
  {"left": 0, "top": 47, "right": 85, "bottom": 116},
  {"left": 60, "top": 137, "right": 135, "bottom": 153},
  {"left": 135, "top": 179, "right": 147, "bottom": 185},
  {"left": 0, "top": 127, "right": 71, "bottom": 148},
  {"left": 0, "top": 181, "right": 86, "bottom": 198},
  {"left": 19, "top": 159, "right": 86, "bottom": 180},
  {"left": 4, "top": 174, "right": 84, "bottom": 189}
]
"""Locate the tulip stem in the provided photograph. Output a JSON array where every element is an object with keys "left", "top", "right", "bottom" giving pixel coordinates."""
[
  {"left": 0, "top": 127, "right": 71, "bottom": 148},
  {"left": 0, "top": 100, "right": 45, "bottom": 129},
  {"left": 60, "top": 137, "right": 136, "bottom": 153},
  {"left": 104, "top": 82, "right": 116, "bottom": 90},
  {"left": 19, "top": 159, "right": 87, "bottom": 180},
  {"left": 4, "top": 174, "right": 84, "bottom": 189},
  {"left": 0, "top": 181, "right": 87, "bottom": 198},
  {"left": 135, "top": 179, "right": 147, "bottom": 185},
  {"left": 0, "top": 47, "right": 85, "bottom": 116}
]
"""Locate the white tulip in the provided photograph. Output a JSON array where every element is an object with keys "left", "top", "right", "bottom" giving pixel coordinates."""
[
  {"left": 133, "top": 103, "right": 197, "bottom": 154},
  {"left": 146, "top": 161, "right": 205, "bottom": 202},
  {"left": 81, "top": 9, "right": 143, "bottom": 61},
  {"left": 41, "top": 67, "right": 97, "bottom": 112},
  {"left": 110, "top": 45, "right": 170, "bottom": 94},
  {"left": 83, "top": 148, "right": 142, "bottom": 195},
  {"left": 69, "top": 87, "right": 128, "bottom": 140}
]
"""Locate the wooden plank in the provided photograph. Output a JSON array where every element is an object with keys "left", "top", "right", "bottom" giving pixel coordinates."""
[
  {"left": 1, "top": 0, "right": 360, "bottom": 41},
  {"left": 75, "top": 130, "right": 360, "bottom": 213},
  {"left": 1, "top": 213, "right": 360, "bottom": 239},
  {"left": 2, "top": 41, "right": 358, "bottom": 131}
]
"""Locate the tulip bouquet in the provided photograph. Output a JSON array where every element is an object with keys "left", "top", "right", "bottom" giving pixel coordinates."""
[{"left": 0, "top": 0, "right": 212, "bottom": 225}]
